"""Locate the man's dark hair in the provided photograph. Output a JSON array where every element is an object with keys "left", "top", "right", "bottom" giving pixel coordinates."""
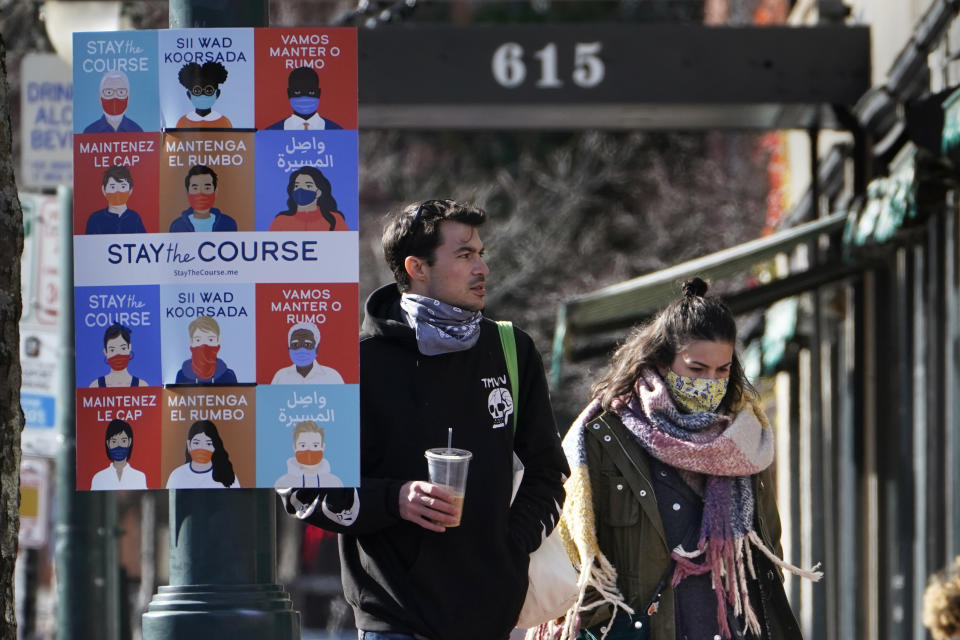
[
  {"left": 101, "top": 165, "right": 133, "bottom": 189},
  {"left": 178, "top": 61, "right": 229, "bottom": 89},
  {"left": 103, "top": 419, "right": 133, "bottom": 460},
  {"left": 103, "top": 323, "right": 131, "bottom": 349},
  {"left": 184, "top": 164, "right": 218, "bottom": 190},
  {"left": 381, "top": 199, "right": 487, "bottom": 292}
]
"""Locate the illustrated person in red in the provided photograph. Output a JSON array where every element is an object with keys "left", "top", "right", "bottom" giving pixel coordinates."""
[
  {"left": 266, "top": 66, "right": 342, "bottom": 131},
  {"left": 85, "top": 166, "right": 147, "bottom": 235},
  {"left": 175, "top": 316, "right": 237, "bottom": 384},
  {"left": 84, "top": 70, "right": 143, "bottom": 133},
  {"left": 175, "top": 61, "right": 232, "bottom": 129},
  {"left": 269, "top": 167, "right": 348, "bottom": 232},
  {"left": 166, "top": 420, "right": 241, "bottom": 488},
  {"left": 270, "top": 321, "right": 344, "bottom": 384},
  {"left": 89, "top": 323, "right": 150, "bottom": 388},
  {"left": 90, "top": 419, "right": 148, "bottom": 490},
  {"left": 169, "top": 165, "right": 238, "bottom": 232},
  {"left": 274, "top": 421, "right": 343, "bottom": 489}
]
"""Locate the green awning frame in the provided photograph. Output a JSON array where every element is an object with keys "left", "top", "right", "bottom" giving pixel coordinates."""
[{"left": 550, "top": 211, "right": 847, "bottom": 384}]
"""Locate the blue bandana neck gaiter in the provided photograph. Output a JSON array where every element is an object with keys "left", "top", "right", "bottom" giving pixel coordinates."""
[{"left": 400, "top": 293, "right": 483, "bottom": 356}]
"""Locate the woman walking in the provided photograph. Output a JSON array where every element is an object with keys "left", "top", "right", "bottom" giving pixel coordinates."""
[{"left": 539, "top": 278, "right": 821, "bottom": 640}]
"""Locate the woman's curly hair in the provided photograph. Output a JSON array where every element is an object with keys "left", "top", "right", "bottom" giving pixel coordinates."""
[{"left": 924, "top": 557, "right": 960, "bottom": 640}]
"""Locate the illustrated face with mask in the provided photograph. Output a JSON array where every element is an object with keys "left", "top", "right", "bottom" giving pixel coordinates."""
[
  {"left": 186, "top": 172, "right": 217, "bottom": 216},
  {"left": 288, "top": 328, "right": 318, "bottom": 370},
  {"left": 663, "top": 339, "right": 734, "bottom": 414},
  {"left": 294, "top": 430, "right": 324, "bottom": 467},
  {"left": 190, "top": 328, "right": 221, "bottom": 380},
  {"left": 104, "top": 334, "right": 132, "bottom": 372},
  {"left": 106, "top": 431, "right": 132, "bottom": 463},
  {"left": 100, "top": 74, "right": 130, "bottom": 117},
  {"left": 188, "top": 82, "right": 220, "bottom": 112},
  {"left": 287, "top": 77, "right": 321, "bottom": 118},
  {"left": 188, "top": 432, "right": 215, "bottom": 467},
  {"left": 102, "top": 177, "right": 132, "bottom": 211},
  {"left": 291, "top": 174, "right": 320, "bottom": 209}
]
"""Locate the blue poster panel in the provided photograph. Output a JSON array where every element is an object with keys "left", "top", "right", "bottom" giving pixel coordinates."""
[
  {"left": 157, "top": 29, "right": 255, "bottom": 130},
  {"left": 73, "top": 31, "right": 160, "bottom": 134},
  {"left": 74, "top": 285, "right": 162, "bottom": 390},
  {"left": 159, "top": 283, "right": 256, "bottom": 385},
  {"left": 256, "top": 384, "right": 359, "bottom": 489},
  {"left": 254, "top": 130, "right": 358, "bottom": 231}
]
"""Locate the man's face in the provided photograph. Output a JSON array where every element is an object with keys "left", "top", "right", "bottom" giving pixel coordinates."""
[
  {"left": 191, "top": 328, "right": 220, "bottom": 347},
  {"left": 101, "top": 75, "right": 129, "bottom": 98},
  {"left": 102, "top": 177, "right": 131, "bottom": 195},
  {"left": 187, "top": 174, "right": 216, "bottom": 195},
  {"left": 288, "top": 328, "right": 317, "bottom": 351},
  {"left": 295, "top": 431, "right": 324, "bottom": 452},
  {"left": 411, "top": 221, "right": 488, "bottom": 312},
  {"left": 100, "top": 75, "right": 129, "bottom": 115}
]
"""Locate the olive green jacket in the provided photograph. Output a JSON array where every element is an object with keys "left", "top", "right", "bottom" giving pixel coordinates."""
[{"left": 580, "top": 412, "right": 803, "bottom": 640}]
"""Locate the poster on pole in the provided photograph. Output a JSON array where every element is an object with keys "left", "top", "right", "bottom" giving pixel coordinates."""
[{"left": 72, "top": 27, "right": 358, "bottom": 490}]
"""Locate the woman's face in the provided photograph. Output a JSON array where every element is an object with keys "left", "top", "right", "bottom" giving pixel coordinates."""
[
  {"left": 188, "top": 432, "right": 215, "bottom": 452},
  {"left": 104, "top": 334, "right": 131, "bottom": 357},
  {"left": 669, "top": 339, "right": 734, "bottom": 379},
  {"left": 294, "top": 175, "right": 318, "bottom": 193}
]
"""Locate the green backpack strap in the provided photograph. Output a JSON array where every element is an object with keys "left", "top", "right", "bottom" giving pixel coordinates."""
[{"left": 496, "top": 320, "right": 519, "bottom": 434}]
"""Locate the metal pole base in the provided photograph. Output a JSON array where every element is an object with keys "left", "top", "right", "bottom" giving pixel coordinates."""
[{"left": 142, "top": 583, "right": 300, "bottom": 640}]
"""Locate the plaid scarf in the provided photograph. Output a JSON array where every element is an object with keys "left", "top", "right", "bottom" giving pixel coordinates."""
[{"left": 529, "top": 368, "right": 822, "bottom": 640}]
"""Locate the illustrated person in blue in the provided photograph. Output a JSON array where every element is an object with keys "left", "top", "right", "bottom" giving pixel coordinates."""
[
  {"left": 269, "top": 167, "right": 348, "bottom": 232},
  {"left": 175, "top": 316, "right": 237, "bottom": 384},
  {"left": 175, "top": 61, "right": 232, "bottom": 129},
  {"left": 270, "top": 321, "right": 344, "bottom": 384},
  {"left": 266, "top": 66, "right": 342, "bottom": 131},
  {"left": 166, "top": 420, "right": 241, "bottom": 488},
  {"left": 90, "top": 419, "right": 148, "bottom": 490},
  {"left": 84, "top": 70, "right": 143, "bottom": 133},
  {"left": 169, "top": 165, "right": 238, "bottom": 232},
  {"left": 85, "top": 166, "right": 147, "bottom": 234},
  {"left": 274, "top": 421, "right": 343, "bottom": 489},
  {"left": 89, "top": 323, "right": 150, "bottom": 388}
]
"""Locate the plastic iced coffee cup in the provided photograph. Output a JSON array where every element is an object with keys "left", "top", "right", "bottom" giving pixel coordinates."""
[{"left": 424, "top": 447, "right": 472, "bottom": 527}]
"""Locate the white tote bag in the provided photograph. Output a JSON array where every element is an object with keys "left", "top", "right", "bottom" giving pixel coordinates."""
[
  {"left": 512, "top": 453, "right": 579, "bottom": 629},
  {"left": 498, "top": 321, "right": 578, "bottom": 628}
]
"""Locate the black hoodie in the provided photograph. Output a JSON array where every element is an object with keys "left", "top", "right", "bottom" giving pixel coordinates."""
[{"left": 280, "top": 284, "right": 569, "bottom": 640}]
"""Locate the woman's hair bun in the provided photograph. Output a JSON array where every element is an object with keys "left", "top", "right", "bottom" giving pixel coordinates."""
[{"left": 681, "top": 277, "right": 709, "bottom": 298}]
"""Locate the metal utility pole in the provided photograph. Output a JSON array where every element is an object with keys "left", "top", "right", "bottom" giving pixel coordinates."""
[
  {"left": 54, "top": 186, "right": 122, "bottom": 640},
  {"left": 142, "top": 2, "right": 299, "bottom": 637}
]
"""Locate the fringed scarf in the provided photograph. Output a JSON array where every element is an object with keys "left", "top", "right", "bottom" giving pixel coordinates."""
[{"left": 528, "top": 367, "right": 822, "bottom": 640}]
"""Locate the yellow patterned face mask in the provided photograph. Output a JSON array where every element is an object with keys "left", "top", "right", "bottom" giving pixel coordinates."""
[{"left": 664, "top": 370, "right": 729, "bottom": 413}]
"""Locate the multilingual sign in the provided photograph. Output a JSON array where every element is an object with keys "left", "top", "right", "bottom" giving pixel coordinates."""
[
  {"left": 20, "top": 54, "right": 73, "bottom": 189},
  {"left": 72, "top": 28, "right": 359, "bottom": 491}
]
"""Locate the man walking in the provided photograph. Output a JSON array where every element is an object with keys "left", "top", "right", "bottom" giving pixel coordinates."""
[{"left": 280, "top": 199, "right": 568, "bottom": 640}]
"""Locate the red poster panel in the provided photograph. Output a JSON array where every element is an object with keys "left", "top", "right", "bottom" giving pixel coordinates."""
[
  {"left": 73, "top": 133, "right": 161, "bottom": 234},
  {"left": 76, "top": 387, "right": 162, "bottom": 490},
  {"left": 255, "top": 282, "right": 359, "bottom": 385},
  {"left": 254, "top": 28, "right": 358, "bottom": 131}
]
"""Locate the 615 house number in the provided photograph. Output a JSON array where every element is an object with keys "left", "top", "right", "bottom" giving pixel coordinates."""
[{"left": 491, "top": 42, "right": 605, "bottom": 89}]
